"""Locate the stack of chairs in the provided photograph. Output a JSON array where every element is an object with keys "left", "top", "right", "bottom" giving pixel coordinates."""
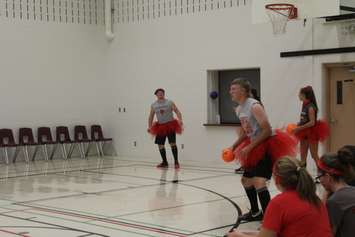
[{"left": 0, "top": 125, "right": 115, "bottom": 164}]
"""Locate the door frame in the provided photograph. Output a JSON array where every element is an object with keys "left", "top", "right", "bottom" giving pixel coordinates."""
[{"left": 323, "top": 62, "right": 355, "bottom": 152}]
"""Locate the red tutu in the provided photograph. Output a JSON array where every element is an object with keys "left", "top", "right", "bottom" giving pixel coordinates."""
[
  {"left": 295, "top": 120, "right": 329, "bottom": 143},
  {"left": 268, "top": 130, "right": 298, "bottom": 164},
  {"left": 149, "top": 119, "right": 183, "bottom": 136},
  {"left": 234, "top": 130, "right": 298, "bottom": 169},
  {"left": 234, "top": 139, "right": 268, "bottom": 169}
]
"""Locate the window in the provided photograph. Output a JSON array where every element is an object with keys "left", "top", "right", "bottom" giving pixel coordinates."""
[{"left": 206, "top": 68, "right": 261, "bottom": 125}]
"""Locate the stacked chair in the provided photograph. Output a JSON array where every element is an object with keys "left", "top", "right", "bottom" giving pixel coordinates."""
[{"left": 0, "top": 125, "right": 115, "bottom": 164}]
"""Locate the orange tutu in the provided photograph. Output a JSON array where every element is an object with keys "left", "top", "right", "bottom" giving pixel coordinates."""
[
  {"left": 149, "top": 119, "right": 182, "bottom": 136},
  {"left": 234, "top": 130, "right": 298, "bottom": 169},
  {"left": 295, "top": 120, "right": 329, "bottom": 143}
]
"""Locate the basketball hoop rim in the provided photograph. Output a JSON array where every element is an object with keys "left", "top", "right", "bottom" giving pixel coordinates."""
[
  {"left": 265, "top": 3, "right": 298, "bottom": 34},
  {"left": 265, "top": 3, "right": 295, "bottom": 11}
]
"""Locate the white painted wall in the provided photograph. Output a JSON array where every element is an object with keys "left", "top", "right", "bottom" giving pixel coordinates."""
[
  {"left": 0, "top": 19, "right": 111, "bottom": 140},
  {"left": 0, "top": 0, "right": 353, "bottom": 168},
  {"left": 106, "top": 4, "right": 315, "bottom": 163},
  {"left": 106, "top": 2, "right": 355, "bottom": 172}
]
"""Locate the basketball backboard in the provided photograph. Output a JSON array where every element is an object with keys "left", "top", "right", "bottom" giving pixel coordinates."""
[{"left": 252, "top": 0, "right": 340, "bottom": 24}]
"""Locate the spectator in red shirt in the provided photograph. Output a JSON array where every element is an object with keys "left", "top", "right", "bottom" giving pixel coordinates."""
[{"left": 227, "top": 157, "right": 332, "bottom": 237}]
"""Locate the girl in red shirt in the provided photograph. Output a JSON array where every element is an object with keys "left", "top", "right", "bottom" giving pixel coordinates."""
[{"left": 227, "top": 157, "right": 332, "bottom": 237}]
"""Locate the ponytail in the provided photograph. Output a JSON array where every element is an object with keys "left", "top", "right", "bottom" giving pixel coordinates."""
[
  {"left": 274, "top": 157, "right": 321, "bottom": 207},
  {"left": 296, "top": 167, "right": 320, "bottom": 207}
]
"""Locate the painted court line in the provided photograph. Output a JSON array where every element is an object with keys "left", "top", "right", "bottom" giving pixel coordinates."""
[
  {"left": 13, "top": 181, "right": 243, "bottom": 236},
  {"left": 12, "top": 200, "right": 225, "bottom": 236},
  {"left": 115, "top": 193, "right": 245, "bottom": 218},
  {"left": 17, "top": 202, "right": 195, "bottom": 234},
  {"left": 0, "top": 164, "right": 137, "bottom": 180},
  {"left": 15, "top": 204, "right": 191, "bottom": 237},
  {"left": 82, "top": 169, "right": 234, "bottom": 184},
  {"left": 133, "top": 164, "right": 234, "bottom": 174},
  {"left": 117, "top": 158, "right": 233, "bottom": 171},
  {"left": 0, "top": 159, "right": 243, "bottom": 237},
  {"left": 0, "top": 229, "right": 31, "bottom": 237},
  {"left": 0, "top": 213, "right": 109, "bottom": 237},
  {"left": 18, "top": 210, "right": 166, "bottom": 237},
  {"left": 187, "top": 224, "right": 235, "bottom": 236},
  {"left": 54, "top": 172, "right": 155, "bottom": 186},
  {"left": 15, "top": 183, "right": 163, "bottom": 204}
]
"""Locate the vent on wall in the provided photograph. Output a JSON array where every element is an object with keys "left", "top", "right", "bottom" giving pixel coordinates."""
[
  {"left": 113, "top": 0, "right": 249, "bottom": 24},
  {"left": 0, "top": 0, "right": 249, "bottom": 25},
  {"left": 0, "top": 0, "right": 105, "bottom": 25}
]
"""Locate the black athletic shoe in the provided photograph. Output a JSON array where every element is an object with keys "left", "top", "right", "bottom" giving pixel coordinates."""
[
  {"left": 156, "top": 163, "right": 169, "bottom": 169},
  {"left": 239, "top": 210, "right": 263, "bottom": 223},
  {"left": 234, "top": 167, "right": 244, "bottom": 174}
]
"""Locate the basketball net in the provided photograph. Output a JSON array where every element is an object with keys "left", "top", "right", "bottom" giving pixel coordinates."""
[{"left": 265, "top": 4, "right": 298, "bottom": 35}]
